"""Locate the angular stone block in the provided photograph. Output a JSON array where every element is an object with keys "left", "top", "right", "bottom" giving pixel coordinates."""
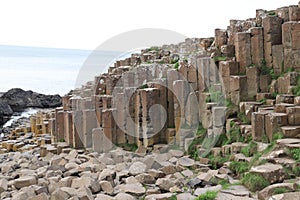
[
  {"left": 92, "top": 128, "right": 113, "bottom": 153},
  {"left": 83, "top": 109, "right": 97, "bottom": 148},
  {"left": 56, "top": 109, "right": 65, "bottom": 142},
  {"left": 246, "top": 66, "right": 259, "bottom": 99},
  {"left": 259, "top": 75, "right": 271, "bottom": 93},
  {"left": 250, "top": 27, "right": 264, "bottom": 65},
  {"left": 212, "top": 107, "right": 226, "bottom": 127},
  {"left": 230, "top": 76, "right": 248, "bottom": 104},
  {"left": 215, "top": 29, "right": 228, "bottom": 47},
  {"left": 286, "top": 106, "right": 300, "bottom": 125},
  {"left": 281, "top": 126, "right": 300, "bottom": 138},
  {"left": 252, "top": 111, "right": 272, "bottom": 141},
  {"left": 272, "top": 45, "right": 284, "bottom": 75},
  {"left": 289, "top": 5, "right": 300, "bottom": 21},
  {"left": 265, "top": 113, "right": 288, "bottom": 141},
  {"left": 72, "top": 111, "right": 84, "bottom": 149},
  {"left": 235, "top": 32, "right": 251, "bottom": 73},
  {"left": 277, "top": 7, "right": 290, "bottom": 22}
]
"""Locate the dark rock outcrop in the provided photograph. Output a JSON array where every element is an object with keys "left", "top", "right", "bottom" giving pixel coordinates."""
[{"left": 0, "top": 88, "right": 62, "bottom": 126}]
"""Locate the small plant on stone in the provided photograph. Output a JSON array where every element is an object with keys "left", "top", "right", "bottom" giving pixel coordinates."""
[
  {"left": 214, "top": 56, "right": 227, "bottom": 62},
  {"left": 259, "top": 98, "right": 267, "bottom": 104},
  {"left": 292, "top": 75, "right": 300, "bottom": 96},
  {"left": 140, "top": 84, "right": 148, "bottom": 89},
  {"left": 290, "top": 148, "right": 300, "bottom": 162},
  {"left": 169, "top": 194, "right": 177, "bottom": 200},
  {"left": 195, "top": 190, "right": 218, "bottom": 200},
  {"left": 226, "top": 126, "right": 243, "bottom": 144},
  {"left": 272, "top": 132, "right": 284, "bottom": 141},
  {"left": 292, "top": 165, "right": 300, "bottom": 177},
  {"left": 229, "top": 161, "right": 250, "bottom": 175},
  {"left": 174, "top": 61, "right": 179, "bottom": 70},
  {"left": 237, "top": 111, "right": 250, "bottom": 124},
  {"left": 241, "top": 141, "right": 257, "bottom": 157},
  {"left": 273, "top": 187, "right": 288, "bottom": 195},
  {"left": 242, "top": 173, "right": 270, "bottom": 192},
  {"left": 59, "top": 138, "right": 65, "bottom": 142},
  {"left": 209, "top": 155, "right": 230, "bottom": 170}
]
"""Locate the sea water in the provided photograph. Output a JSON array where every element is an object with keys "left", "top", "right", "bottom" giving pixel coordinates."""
[{"left": 0, "top": 45, "right": 122, "bottom": 95}]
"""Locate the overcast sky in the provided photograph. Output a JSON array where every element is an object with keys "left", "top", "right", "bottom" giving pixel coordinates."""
[{"left": 0, "top": 0, "right": 298, "bottom": 50}]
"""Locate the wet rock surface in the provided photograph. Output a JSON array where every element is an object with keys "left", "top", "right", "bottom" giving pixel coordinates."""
[{"left": 0, "top": 88, "right": 61, "bottom": 126}]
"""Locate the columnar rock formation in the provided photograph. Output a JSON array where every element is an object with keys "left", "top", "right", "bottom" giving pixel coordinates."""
[
  {"left": 0, "top": 2, "right": 300, "bottom": 200},
  {"left": 43, "top": 3, "right": 300, "bottom": 153}
]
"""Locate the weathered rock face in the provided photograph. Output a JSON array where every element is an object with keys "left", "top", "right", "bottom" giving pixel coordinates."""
[
  {"left": 0, "top": 88, "right": 62, "bottom": 126},
  {"left": 0, "top": 100, "right": 13, "bottom": 126},
  {"left": 1, "top": 88, "right": 62, "bottom": 111}
]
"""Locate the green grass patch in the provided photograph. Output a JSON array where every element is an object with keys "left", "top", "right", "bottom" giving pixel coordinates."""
[
  {"left": 241, "top": 141, "right": 257, "bottom": 157},
  {"left": 197, "top": 123, "right": 207, "bottom": 136},
  {"left": 174, "top": 61, "right": 179, "bottom": 70},
  {"left": 214, "top": 56, "right": 227, "bottom": 62},
  {"left": 242, "top": 173, "right": 270, "bottom": 192},
  {"left": 218, "top": 179, "right": 231, "bottom": 189},
  {"left": 259, "top": 98, "right": 267, "bottom": 104},
  {"left": 169, "top": 194, "right": 177, "bottom": 200},
  {"left": 117, "top": 143, "right": 138, "bottom": 152},
  {"left": 237, "top": 111, "right": 250, "bottom": 124},
  {"left": 209, "top": 155, "right": 230, "bottom": 170},
  {"left": 140, "top": 84, "right": 148, "bottom": 89},
  {"left": 196, "top": 191, "right": 218, "bottom": 200},
  {"left": 290, "top": 148, "right": 300, "bottom": 162},
  {"left": 292, "top": 75, "right": 300, "bottom": 96},
  {"left": 225, "top": 126, "right": 244, "bottom": 144},
  {"left": 272, "top": 132, "right": 284, "bottom": 141},
  {"left": 292, "top": 165, "right": 300, "bottom": 177},
  {"left": 273, "top": 187, "right": 288, "bottom": 195},
  {"left": 229, "top": 161, "right": 250, "bottom": 175}
]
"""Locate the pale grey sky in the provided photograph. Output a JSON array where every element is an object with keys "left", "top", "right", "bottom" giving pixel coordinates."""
[{"left": 0, "top": 0, "right": 297, "bottom": 50}]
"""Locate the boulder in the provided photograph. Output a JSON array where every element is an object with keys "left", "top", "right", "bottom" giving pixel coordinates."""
[
  {"left": 129, "top": 162, "right": 147, "bottom": 175},
  {"left": 100, "top": 180, "right": 114, "bottom": 195},
  {"left": 194, "top": 185, "right": 222, "bottom": 196},
  {"left": 95, "top": 194, "right": 113, "bottom": 200},
  {"left": 258, "top": 183, "right": 297, "bottom": 200},
  {"left": 177, "top": 157, "right": 195, "bottom": 167},
  {"left": 116, "top": 183, "right": 146, "bottom": 196},
  {"left": 12, "top": 186, "right": 36, "bottom": 200},
  {"left": 177, "top": 193, "right": 196, "bottom": 200},
  {"left": 71, "top": 176, "right": 100, "bottom": 193},
  {"left": 0, "top": 88, "right": 62, "bottom": 112},
  {"left": 115, "top": 193, "right": 136, "bottom": 200},
  {"left": 77, "top": 186, "right": 93, "bottom": 200},
  {"left": 14, "top": 176, "right": 37, "bottom": 189},
  {"left": 250, "top": 163, "right": 286, "bottom": 184},
  {"left": 0, "top": 179, "right": 8, "bottom": 194},
  {"left": 271, "top": 192, "right": 300, "bottom": 200},
  {"left": 28, "top": 193, "right": 49, "bottom": 200},
  {"left": 156, "top": 178, "right": 178, "bottom": 192},
  {"left": 145, "top": 193, "right": 174, "bottom": 200}
]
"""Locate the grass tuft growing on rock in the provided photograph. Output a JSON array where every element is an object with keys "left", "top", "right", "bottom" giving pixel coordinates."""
[
  {"left": 241, "top": 141, "right": 257, "bottom": 157},
  {"left": 273, "top": 187, "right": 288, "bottom": 195},
  {"left": 229, "top": 161, "right": 250, "bottom": 175},
  {"left": 195, "top": 191, "right": 218, "bottom": 200},
  {"left": 241, "top": 173, "right": 270, "bottom": 192},
  {"left": 290, "top": 148, "right": 300, "bottom": 162},
  {"left": 292, "top": 75, "right": 300, "bottom": 96}
]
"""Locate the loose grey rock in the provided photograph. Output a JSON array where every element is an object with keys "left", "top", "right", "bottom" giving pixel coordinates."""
[
  {"left": 115, "top": 192, "right": 136, "bottom": 200},
  {"left": 14, "top": 176, "right": 37, "bottom": 189},
  {"left": 129, "top": 162, "right": 147, "bottom": 175},
  {"left": 100, "top": 181, "right": 114, "bottom": 195}
]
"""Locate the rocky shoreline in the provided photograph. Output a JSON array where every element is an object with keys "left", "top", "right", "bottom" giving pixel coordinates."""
[
  {"left": 0, "top": 2, "right": 300, "bottom": 200},
  {"left": 0, "top": 88, "right": 62, "bottom": 127}
]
